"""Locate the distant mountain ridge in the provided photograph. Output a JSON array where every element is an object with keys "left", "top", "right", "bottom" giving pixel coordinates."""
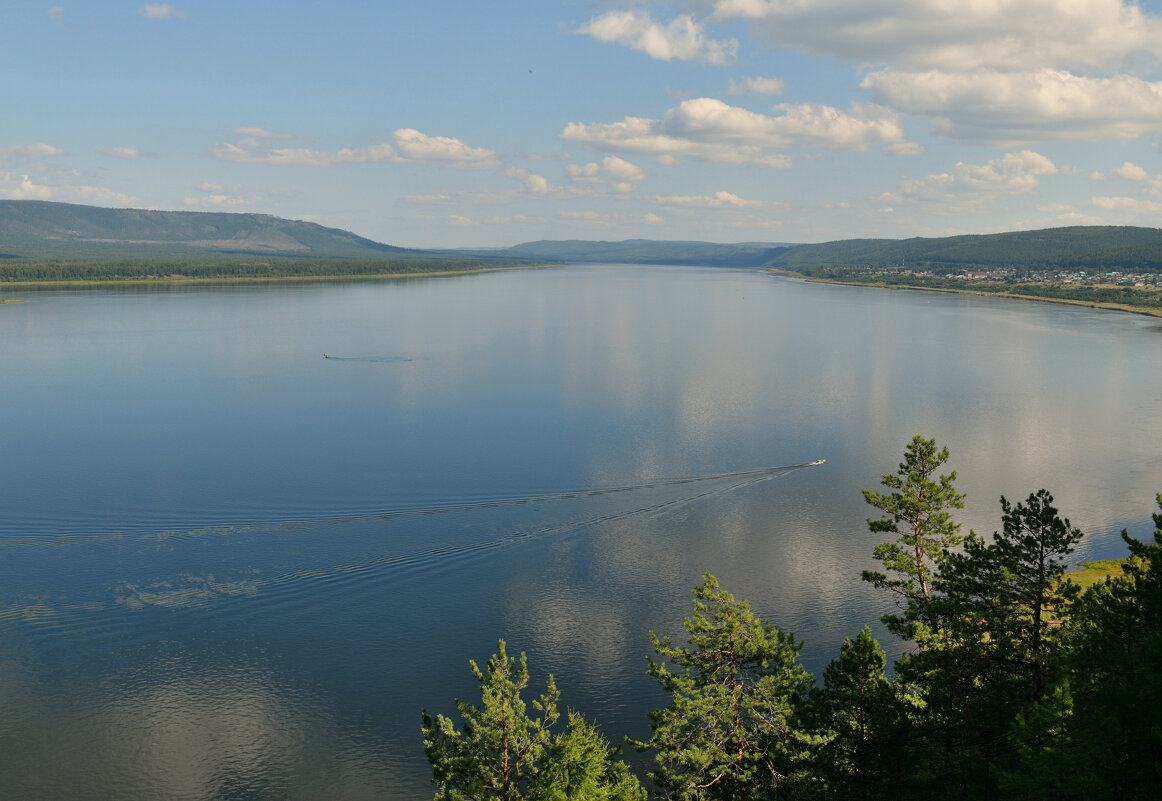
[
  {"left": 462, "top": 238, "right": 796, "bottom": 267},
  {"left": 0, "top": 200, "right": 421, "bottom": 261},
  {"left": 6, "top": 200, "right": 1162, "bottom": 279},
  {"left": 466, "top": 227, "right": 1162, "bottom": 274}
]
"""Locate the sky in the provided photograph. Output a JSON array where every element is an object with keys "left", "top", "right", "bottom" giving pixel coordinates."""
[{"left": 7, "top": 0, "right": 1162, "bottom": 248}]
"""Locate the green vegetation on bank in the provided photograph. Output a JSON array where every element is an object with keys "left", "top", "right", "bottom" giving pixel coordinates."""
[
  {"left": 768, "top": 225, "right": 1162, "bottom": 274},
  {"left": 424, "top": 436, "right": 1162, "bottom": 800},
  {"left": 0, "top": 257, "right": 547, "bottom": 286},
  {"left": 784, "top": 272, "right": 1162, "bottom": 317}
]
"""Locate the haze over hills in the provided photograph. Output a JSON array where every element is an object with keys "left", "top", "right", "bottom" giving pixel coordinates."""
[
  {"left": 460, "top": 239, "right": 797, "bottom": 267},
  {"left": 5, "top": 201, "right": 1162, "bottom": 281}
]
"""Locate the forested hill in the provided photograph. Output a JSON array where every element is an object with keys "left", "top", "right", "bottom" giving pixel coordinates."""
[
  {"left": 458, "top": 226, "right": 1162, "bottom": 274},
  {"left": 771, "top": 226, "right": 1162, "bottom": 275},
  {"left": 0, "top": 200, "right": 419, "bottom": 261}
]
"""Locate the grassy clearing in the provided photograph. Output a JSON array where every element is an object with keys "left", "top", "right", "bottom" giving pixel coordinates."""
[{"left": 1062, "top": 558, "right": 1131, "bottom": 592}]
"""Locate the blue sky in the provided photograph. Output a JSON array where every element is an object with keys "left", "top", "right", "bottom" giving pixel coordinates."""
[{"left": 7, "top": 0, "right": 1162, "bottom": 247}]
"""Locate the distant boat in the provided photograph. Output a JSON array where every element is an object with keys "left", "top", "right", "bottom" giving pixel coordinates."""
[
  {"left": 324, "top": 353, "right": 330, "bottom": 358},
  {"left": 809, "top": 459, "right": 826, "bottom": 465}
]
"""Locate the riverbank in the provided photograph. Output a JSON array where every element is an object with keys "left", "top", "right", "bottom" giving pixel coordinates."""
[
  {"left": 771, "top": 270, "right": 1162, "bottom": 319},
  {"left": 0, "top": 262, "right": 558, "bottom": 292},
  {"left": 1063, "top": 558, "right": 1133, "bottom": 591}
]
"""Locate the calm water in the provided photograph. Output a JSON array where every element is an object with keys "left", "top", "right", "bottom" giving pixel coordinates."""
[{"left": 2, "top": 265, "right": 1162, "bottom": 799}]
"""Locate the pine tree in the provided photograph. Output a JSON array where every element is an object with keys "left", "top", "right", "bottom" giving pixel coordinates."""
[
  {"left": 813, "top": 626, "right": 901, "bottom": 801},
  {"left": 862, "top": 435, "right": 965, "bottom": 639},
  {"left": 422, "top": 640, "right": 560, "bottom": 801},
  {"left": 631, "top": 574, "right": 818, "bottom": 800},
  {"left": 937, "top": 489, "right": 1083, "bottom": 700},
  {"left": 422, "top": 641, "right": 644, "bottom": 801},
  {"left": 530, "top": 712, "right": 646, "bottom": 801}
]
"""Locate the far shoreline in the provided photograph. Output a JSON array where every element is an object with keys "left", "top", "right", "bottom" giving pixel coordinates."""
[
  {"left": 770, "top": 269, "right": 1162, "bottom": 319},
  {"left": 0, "top": 262, "right": 558, "bottom": 293}
]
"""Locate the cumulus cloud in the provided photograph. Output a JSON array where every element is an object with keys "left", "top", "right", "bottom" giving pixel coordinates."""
[
  {"left": 562, "top": 97, "right": 913, "bottom": 166},
  {"left": 138, "top": 4, "right": 185, "bottom": 20},
  {"left": 576, "top": 10, "right": 738, "bottom": 64},
  {"left": 885, "top": 151, "right": 1058, "bottom": 205},
  {"left": 102, "top": 147, "right": 141, "bottom": 159},
  {"left": 862, "top": 69, "right": 1162, "bottom": 145},
  {"left": 504, "top": 167, "right": 553, "bottom": 193},
  {"left": 728, "top": 76, "right": 785, "bottom": 95},
  {"left": 0, "top": 171, "right": 135, "bottom": 204},
  {"left": 710, "top": 0, "right": 1162, "bottom": 73},
  {"left": 1112, "top": 161, "right": 1148, "bottom": 180},
  {"left": 209, "top": 128, "right": 499, "bottom": 169},
  {"left": 392, "top": 128, "right": 500, "bottom": 169},
  {"left": 566, "top": 156, "right": 645, "bottom": 192}
]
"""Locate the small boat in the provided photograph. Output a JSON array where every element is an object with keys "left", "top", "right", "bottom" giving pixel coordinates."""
[{"left": 323, "top": 353, "right": 330, "bottom": 358}]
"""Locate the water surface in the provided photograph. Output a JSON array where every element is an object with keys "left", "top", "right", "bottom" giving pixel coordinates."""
[{"left": 2, "top": 266, "right": 1161, "bottom": 799}]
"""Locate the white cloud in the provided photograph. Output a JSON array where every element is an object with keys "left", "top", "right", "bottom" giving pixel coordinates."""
[
  {"left": 710, "top": 0, "right": 1162, "bottom": 73},
  {"left": 648, "top": 190, "right": 763, "bottom": 208},
  {"left": 862, "top": 69, "right": 1162, "bottom": 145},
  {"left": 233, "top": 127, "right": 291, "bottom": 140},
  {"left": 138, "top": 4, "right": 185, "bottom": 20},
  {"left": 562, "top": 97, "right": 912, "bottom": 166},
  {"left": 1, "top": 143, "right": 65, "bottom": 161},
  {"left": 102, "top": 147, "right": 140, "bottom": 159},
  {"left": 576, "top": 10, "right": 738, "bottom": 64},
  {"left": 1112, "top": 161, "right": 1148, "bottom": 180},
  {"left": 888, "top": 150, "right": 1058, "bottom": 203},
  {"left": 0, "top": 171, "right": 135, "bottom": 204},
  {"left": 644, "top": 212, "right": 664, "bottom": 224},
  {"left": 392, "top": 128, "right": 500, "bottom": 169},
  {"left": 208, "top": 128, "right": 499, "bottom": 170},
  {"left": 1091, "top": 195, "right": 1162, "bottom": 212},
  {"left": 728, "top": 76, "right": 785, "bottom": 95},
  {"left": 47, "top": 7, "right": 64, "bottom": 22},
  {"left": 209, "top": 137, "right": 400, "bottom": 166},
  {"left": 566, "top": 156, "right": 645, "bottom": 192},
  {"left": 504, "top": 167, "right": 553, "bottom": 193},
  {"left": 183, "top": 194, "right": 244, "bottom": 207}
]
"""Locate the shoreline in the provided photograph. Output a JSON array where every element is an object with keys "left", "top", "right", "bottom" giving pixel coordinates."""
[
  {"left": 0, "top": 262, "right": 557, "bottom": 292},
  {"left": 769, "top": 269, "right": 1162, "bottom": 319}
]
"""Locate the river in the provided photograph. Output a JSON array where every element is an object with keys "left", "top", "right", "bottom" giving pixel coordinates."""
[{"left": 2, "top": 264, "right": 1161, "bottom": 799}]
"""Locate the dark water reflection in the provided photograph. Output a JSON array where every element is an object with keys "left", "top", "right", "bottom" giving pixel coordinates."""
[{"left": 3, "top": 266, "right": 1162, "bottom": 798}]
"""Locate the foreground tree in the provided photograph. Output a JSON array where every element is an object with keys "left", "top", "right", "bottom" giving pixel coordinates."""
[
  {"left": 631, "top": 574, "right": 818, "bottom": 800},
  {"left": 862, "top": 435, "right": 965, "bottom": 639},
  {"left": 937, "top": 489, "right": 1084, "bottom": 700},
  {"left": 422, "top": 640, "right": 560, "bottom": 801},
  {"left": 1062, "top": 494, "right": 1162, "bottom": 799},
  {"left": 530, "top": 712, "right": 646, "bottom": 801},
  {"left": 422, "top": 640, "right": 643, "bottom": 801}
]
